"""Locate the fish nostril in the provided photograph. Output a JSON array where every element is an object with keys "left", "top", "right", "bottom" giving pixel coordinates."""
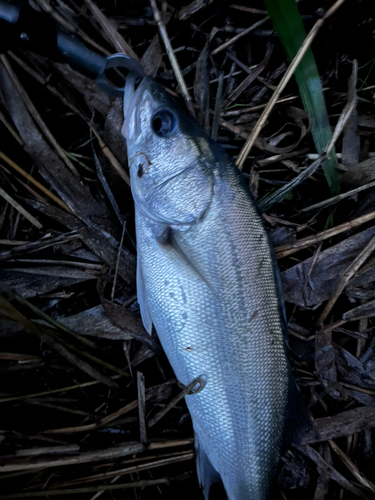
[{"left": 137, "top": 165, "right": 144, "bottom": 178}]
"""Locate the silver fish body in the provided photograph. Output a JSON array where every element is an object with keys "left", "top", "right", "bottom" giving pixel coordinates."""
[{"left": 122, "top": 76, "right": 307, "bottom": 500}]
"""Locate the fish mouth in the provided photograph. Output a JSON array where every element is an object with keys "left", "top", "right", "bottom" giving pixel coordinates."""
[{"left": 122, "top": 73, "right": 149, "bottom": 140}]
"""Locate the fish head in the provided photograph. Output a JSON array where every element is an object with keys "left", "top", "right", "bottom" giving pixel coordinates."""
[{"left": 122, "top": 75, "right": 221, "bottom": 226}]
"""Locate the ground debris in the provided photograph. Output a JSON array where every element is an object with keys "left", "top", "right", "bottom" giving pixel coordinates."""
[
  {"left": 282, "top": 227, "right": 375, "bottom": 308},
  {"left": 0, "top": 1, "right": 374, "bottom": 499}
]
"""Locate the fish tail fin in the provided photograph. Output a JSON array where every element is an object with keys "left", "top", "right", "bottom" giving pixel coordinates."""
[{"left": 195, "top": 434, "right": 221, "bottom": 500}]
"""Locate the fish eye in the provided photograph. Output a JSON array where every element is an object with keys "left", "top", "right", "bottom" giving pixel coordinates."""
[{"left": 151, "top": 110, "right": 177, "bottom": 137}]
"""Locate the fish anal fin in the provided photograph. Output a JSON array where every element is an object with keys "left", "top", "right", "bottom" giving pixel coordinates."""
[
  {"left": 195, "top": 434, "right": 221, "bottom": 500},
  {"left": 136, "top": 258, "right": 153, "bottom": 335}
]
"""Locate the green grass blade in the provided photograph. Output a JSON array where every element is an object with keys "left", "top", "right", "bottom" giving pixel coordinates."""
[{"left": 264, "top": 0, "right": 339, "bottom": 194}]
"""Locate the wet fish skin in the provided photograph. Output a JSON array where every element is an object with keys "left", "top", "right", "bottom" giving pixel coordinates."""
[{"left": 122, "top": 76, "right": 307, "bottom": 499}]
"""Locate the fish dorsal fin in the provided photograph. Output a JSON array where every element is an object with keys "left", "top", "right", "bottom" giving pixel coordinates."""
[
  {"left": 282, "top": 374, "right": 311, "bottom": 450},
  {"left": 137, "top": 258, "right": 153, "bottom": 334},
  {"left": 270, "top": 248, "right": 289, "bottom": 348},
  {"left": 195, "top": 434, "right": 221, "bottom": 500},
  {"left": 269, "top": 246, "right": 312, "bottom": 445},
  {"left": 270, "top": 252, "right": 312, "bottom": 448}
]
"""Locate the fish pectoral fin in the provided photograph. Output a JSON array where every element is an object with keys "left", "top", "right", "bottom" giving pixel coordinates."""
[
  {"left": 195, "top": 434, "right": 221, "bottom": 500},
  {"left": 168, "top": 232, "right": 217, "bottom": 297},
  {"left": 137, "top": 258, "right": 153, "bottom": 334}
]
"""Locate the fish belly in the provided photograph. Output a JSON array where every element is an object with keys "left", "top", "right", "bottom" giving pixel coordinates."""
[{"left": 135, "top": 165, "right": 289, "bottom": 500}]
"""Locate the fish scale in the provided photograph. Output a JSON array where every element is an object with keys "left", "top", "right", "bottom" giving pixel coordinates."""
[{"left": 122, "top": 75, "right": 309, "bottom": 500}]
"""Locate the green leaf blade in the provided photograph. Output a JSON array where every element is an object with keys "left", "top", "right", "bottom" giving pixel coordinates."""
[{"left": 264, "top": 0, "right": 339, "bottom": 194}]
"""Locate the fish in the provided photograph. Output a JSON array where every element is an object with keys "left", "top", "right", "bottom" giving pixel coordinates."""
[{"left": 121, "top": 73, "right": 310, "bottom": 500}]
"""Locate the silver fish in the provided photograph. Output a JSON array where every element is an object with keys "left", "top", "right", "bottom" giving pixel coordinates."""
[{"left": 122, "top": 74, "right": 309, "bottom": 500}]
